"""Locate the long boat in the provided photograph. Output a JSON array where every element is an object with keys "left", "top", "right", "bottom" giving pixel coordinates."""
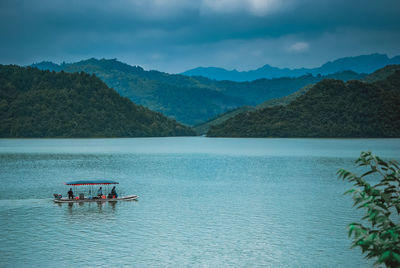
[{"left": 53, "top": 180, "right": 139, "bottom": 203}]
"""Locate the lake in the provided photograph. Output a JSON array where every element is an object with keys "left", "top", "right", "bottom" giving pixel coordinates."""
[{"left": 0, "top": 137, "right": 399, "bottom": 267}]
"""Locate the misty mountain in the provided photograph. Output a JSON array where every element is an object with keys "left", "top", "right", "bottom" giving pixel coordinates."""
[
  {"left": 32, "top": 58, "right": 365, "bottom": 125},
  {"left": 182, "top": 53, "right": 400, "bottom": 81}
]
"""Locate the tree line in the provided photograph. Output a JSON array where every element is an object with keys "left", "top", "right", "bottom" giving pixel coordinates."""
[{"left": 0, "top": 65, "right": 194, "bottom": 137}]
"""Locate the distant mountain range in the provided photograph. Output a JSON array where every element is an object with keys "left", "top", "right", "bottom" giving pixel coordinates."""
[
  {"left": 182, "top": 53, "right": 400, "bottom": 81},
  {"left": 32, "top": 59, "right": 365, "bottom": 125},
  {"left": 3, "top": 58, "right": 398, "bottom": 138},
  {"left": 0, "top": 65, "right": 194, "bottom": 137},
  {"left": 207, "top": 66, "right": 400, "bottom": 137},
  {"left": 194, "top": 65, "right": 400, "bottom": 134}
]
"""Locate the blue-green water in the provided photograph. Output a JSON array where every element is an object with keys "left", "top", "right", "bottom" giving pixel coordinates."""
[{"left": 0, "top": 137, "right": 399, "bottom": 267}]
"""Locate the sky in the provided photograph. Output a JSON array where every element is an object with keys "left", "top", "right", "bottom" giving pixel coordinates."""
[{"left": 0, "top": 0, "right": 399, "bottom": 73}]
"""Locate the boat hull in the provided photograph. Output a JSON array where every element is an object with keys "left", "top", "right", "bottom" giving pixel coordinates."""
[{"left": 53, "top": 195, "right": 139, "bottom": 203}]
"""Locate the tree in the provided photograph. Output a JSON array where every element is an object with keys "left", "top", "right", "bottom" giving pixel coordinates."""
[{"left": 337, "top": 151, "right": 400, "bottom": 267}]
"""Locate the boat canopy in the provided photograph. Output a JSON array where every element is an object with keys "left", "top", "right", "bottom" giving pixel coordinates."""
[{"left": 65, "top": 180, "right": 119, "bottom": 186}]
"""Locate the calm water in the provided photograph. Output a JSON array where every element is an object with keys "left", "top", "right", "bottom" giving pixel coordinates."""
[{"left": 0, "top": 137, "right": 399, "bottom": 267}]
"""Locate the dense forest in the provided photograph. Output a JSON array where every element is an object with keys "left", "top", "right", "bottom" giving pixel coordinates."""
[
  {"left": 32, "top": 59, "right": 365, "bottom": 125},
  {"left": 0, "top": 65, "right": 194, "bottom": 137},
  {"left": 362, "top": 64, "right": 400, "bottom": 83},
  {"left": 193, "top": 106, "right": 255, "bottom": 135},
  {"left": 190, "top": 65, "right": 400, "bottom": 134},
  {"left": 207, "top": 70, "right": 400, "bottom": 137}
]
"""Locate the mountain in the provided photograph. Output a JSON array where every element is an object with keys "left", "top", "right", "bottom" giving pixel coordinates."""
[
  {"left": 256, "top": 65, "right": 400, "bottom": 110},
  {"left": 200, "top": 65, "right": 400, "bottom": 135},
  {"left": 182, "top": 53, "right": 400, "bottom": 81},
  {"left": 0, "top": 65, "right": 194, "bottom": 137},
  {"left": 193, "top": 85, "right": 312, "bottom": 135},
  {"left": 193, "top": 106, "right": 255, "bottom": 135},
  {"left": 362, "top": 65, "right": 400, "bottom": 83},
  {"left": 207, "top": 69, "right": 400, "bottom": 137},
  {"left": 32, "top": 59, "right": 365, "bottom": 126},
  {"left": 32, "top": 59, "right": 243, "bottom": 125},
  {"left": 207, "top": 71, "right": 365, "bottom": 105},
  {"left": 192, "top": 72, "right": 364, "bottom": 134},
  {"left": 256, "top": 84, "right": 312, "bottom": 110}
]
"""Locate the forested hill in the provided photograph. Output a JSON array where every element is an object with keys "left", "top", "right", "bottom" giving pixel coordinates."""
[
  {"left": 32, "top": 59, "right": 365, "bottom": 125},
  {"left": 0, "top": 65, "right": 194, "bottom": 137},
  {"left": 207, "top": 70, "right": 400, "bottom": 138},
  {"left": 32, "top": 59, "right": 242, "bottom": 126}
]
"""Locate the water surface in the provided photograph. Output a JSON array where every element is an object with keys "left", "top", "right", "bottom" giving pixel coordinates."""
[{"left": 0, "top": 138, "right": 399, "bottom": 267}]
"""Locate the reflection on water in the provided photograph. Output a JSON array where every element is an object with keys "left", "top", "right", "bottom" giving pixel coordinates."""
[
  {"left": 58, "top": 199, "right": 138, "bottom": 215},
  {"left": 1, "top": 138, "right": 399, "bottom": 267},
  {"left": 66, "top": 200, "right": 114, "bottom": 216}
]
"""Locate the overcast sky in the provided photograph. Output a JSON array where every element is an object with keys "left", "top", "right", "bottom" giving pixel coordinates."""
[{"left": 0, "top": 0, "right": 399, "bottom": 73}]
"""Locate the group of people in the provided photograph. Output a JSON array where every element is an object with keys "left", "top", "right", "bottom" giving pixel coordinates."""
[
  {"left": 97, "top": 186, "right": 118, "bottom": 198},
  {"left": 67, "top": 186, "right": 118, "bottom": 199}
]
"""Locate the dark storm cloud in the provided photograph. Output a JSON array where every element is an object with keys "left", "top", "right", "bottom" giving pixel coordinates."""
[{"left": 0, "top": 0, "right": 399, "bottom": 72}]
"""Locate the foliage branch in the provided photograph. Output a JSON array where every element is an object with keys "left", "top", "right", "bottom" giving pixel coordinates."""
[{"left": 337, "top": 151, "right": 400, "bottom": 267}]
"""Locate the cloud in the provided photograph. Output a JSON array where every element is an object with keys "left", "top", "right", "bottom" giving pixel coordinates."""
[
  {"left": 0, "top": 0, "right": 399, "bottom": 72},
  {"left": 287, "top": 42, "right": 310, "bottom": 53},
  {"left": 247, "top": 0, "right": 292, "bottom": 16},
  {"left": 200, "top": 0, "right": 291, "bottom": 16}
]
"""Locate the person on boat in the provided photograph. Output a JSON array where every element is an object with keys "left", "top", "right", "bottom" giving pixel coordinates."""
[
  {"left": 97, "top": 187, "right": 103, "bottom": 197},
  {"left": 111, "top": 186, "right": 118, "bottom": 198},
  {"left": 68, "top": 188, "right": 74, "bottom": 199}
]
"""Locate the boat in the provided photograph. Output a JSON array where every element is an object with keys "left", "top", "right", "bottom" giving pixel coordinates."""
[{"left": 53, "top": 179, "right": 139, "bottom": 203}]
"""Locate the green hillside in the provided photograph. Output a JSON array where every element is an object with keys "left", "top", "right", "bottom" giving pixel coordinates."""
[
  {"left": 32, "top": 59, "right": 365, "bottom": 125},
  {"left": 32, "top": 59, "right": 242, "bottom": 125},
  {"left": 193, "top": 80, "right": 357, "bottom": 134},
  {"left": 207, "top": 70, "right": 400, "bottom": 138},
  {"left": 200, "top": 66, "right": 399, "bottom": 135},
  {"left": 362, "top": 64, "right": 400, "bottom": 83},
  {"left": 193, "top": 106, "right": 255, "bottom": 135},
  {"left": 193, "top": 84, "right": 326, "bottom": 134},
  {"left": 256, "top": 84, "right": 312, "bottom": 109},
  {"left": 0, "top": 65, "right": 194, "bottom": 137}
]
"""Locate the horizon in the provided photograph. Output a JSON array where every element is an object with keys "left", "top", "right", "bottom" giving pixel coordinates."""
[
  {"left": 1, "top": 0, "right": 400, "bottom": 73},
  {"left": 28, "top": 52, "right": 400, "bottom": 74}
]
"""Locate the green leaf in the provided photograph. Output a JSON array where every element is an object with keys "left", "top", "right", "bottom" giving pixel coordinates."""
[
  {"left": 361, "top": 169, "right": 377, "bottom": 178},
  {"left": 364, "top": 233, "right": 376, "bottom": 242},
  {"left": 344, "top": 189, "right": 356, "bottom": 195},
  {"left": 339, "top": 151, "right": 400, "bottom": 264},
  {"left": 378, "top": 251, "right": 391, "bottom": 262},
  {"left": 392, "top": 252, "right": 400, "bottom": 263},
  {"left": 348, "top": 224, "right": 355, "bottom": 237}
]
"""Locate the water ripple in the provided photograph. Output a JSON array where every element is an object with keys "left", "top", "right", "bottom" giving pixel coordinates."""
[{"left": 1, "top": 138, "right": 397, "bottom": 267}]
